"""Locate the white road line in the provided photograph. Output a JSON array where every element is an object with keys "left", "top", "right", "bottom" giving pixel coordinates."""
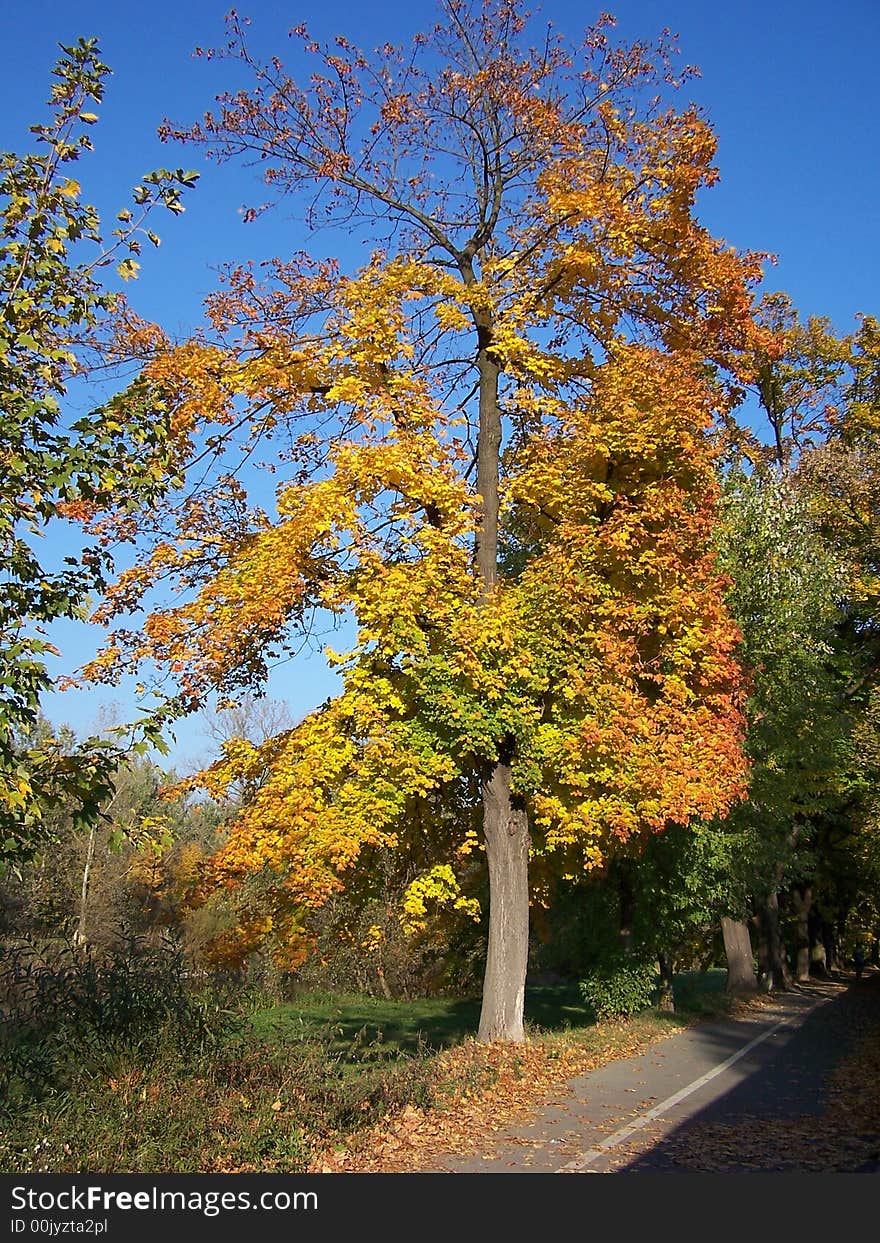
[{"left": 558, "top": 997, "right": 830, "bottom": 1172}]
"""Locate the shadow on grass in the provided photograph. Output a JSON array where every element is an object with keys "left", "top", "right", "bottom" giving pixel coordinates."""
[
  {"left": 252, "top": 971, "right": 732, "bottom": 1058},
  {"left": 672, "top": 968, "right": 730, "bottom": 1016},
  {"left": 254, "top": 984, "right": 594, "bottom": 1056},
  {"left": 253, "top": 996, "right": 481, "bottom": 1056}
]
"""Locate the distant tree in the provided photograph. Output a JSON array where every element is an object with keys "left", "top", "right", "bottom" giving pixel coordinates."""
[
  {"left": 734, "top": 292, "right": 853, "bottom": 474},
  {"left": 0, "top": 730, "right": 218, "bottom": 952},
  {"left": 199, "top": 694, "right": 295, "bottom": 804},
  {"left": 794, "top": 315, "right": 880, "bottom": 965},
  {"left": 711, "top": 300, "right": 880, "bottom": 990},
  {"left": 714, "top": 468, "right": 852, "bottom": 987}
]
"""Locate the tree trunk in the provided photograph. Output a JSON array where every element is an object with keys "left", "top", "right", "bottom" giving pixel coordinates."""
[
  {"left": 809, "top": 939, "right": 827, "bottom": 977},
  {"left": 73, "top": 824, "right": 97, "bottom": 948},
  {"left": 477, "top": 757, "right": 530, "bottom": 1042},
  {"left": 615, "top": 859, "right": 635, "bottom": 955},
  {"left": 755, "top": 891, "right": 790, "bottom": 992},
  {"left": 472, "top": 308, "right": 501, "bottom": 590},
  {"left": 821, "top": 920, "right": 837, "bottom": 973},
  {"left": 792, "top": 884, "right": 812, "bottom": 982},
  {"left": 835, "top": 914, "right": 848, "bottom": 972},
  {"left": 467, "top": 297, "right": 532, "bottom": 1043},
  {"left": 808, "top": 910, "right": 828, "bottom": 977},
  {"left": 376, "top": 965, "right": 393, "bottom": 1000},
  {"left": 657, "top": 952, "right": 675, "bottom": 1013},
  {"left": 721, "top": 916, "right": 757, "bottom": 994}
]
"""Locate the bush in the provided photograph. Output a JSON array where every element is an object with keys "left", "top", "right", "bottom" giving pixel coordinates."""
[
  {"left": 295, "top": 893, "right": 485, "bottom": 1000},
  {"left": 0, "top": 937, "right": 233, "bottom": 1103},
  {"left": 0, "top": 938, "right": 439, "bottom": 1172},
  {"left": 579, "top": 955, "right": 658, "bottom": 1021}
]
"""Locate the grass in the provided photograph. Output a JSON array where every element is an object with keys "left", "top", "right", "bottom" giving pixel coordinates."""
[
  {"left": 249, "top": 983, "right": 600, "bottom": 1056},
  {"left": 672, "top": 967, "right": 731, "bottom": 1014},
  {"left": 249, "top": 971, "right": 733, "bottom": 1057},
  {"left": 250, "top": 989, "right": 482, "bottom": 1056},
  {"left": 1, "top": 963, "right": 739, "bottom": 1174},
  {"left": 310, "top": 975, "right": 740, "bottom": 1172}
]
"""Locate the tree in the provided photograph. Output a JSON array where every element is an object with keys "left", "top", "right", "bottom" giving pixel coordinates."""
[
  {"left": 793, "top": 315, "right": 880, "bottom": 967},
  {"left": 711, "top": 299, "right": 880, "bottom": 990},
  {"left": 797, "top": 318, "right": 880, "bottom": 662},
  {"left": 713, "top": 468, "right": 852, "bottom": 988},
  {"left": 81, "top": 1, "right": 759, "bottom": 1040},
  {"left": 733, "top": 292, "right": 854, "bottom": 474},
  {"left": 629, "top": 821, "right": 750, "bottom": 1006},
  {"left": 0, "top": 735, "right": 214, "bottom": 953},
  {"left": 0, "top": 38, "right": 197, "bottom": 871}
]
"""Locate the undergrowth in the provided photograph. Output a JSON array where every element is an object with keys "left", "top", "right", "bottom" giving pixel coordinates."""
[{"left": 0, "top": 942, "right": 736, "bottom": 1173}]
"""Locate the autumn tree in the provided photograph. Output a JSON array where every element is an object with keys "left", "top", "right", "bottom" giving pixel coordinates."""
[
  {"left": 798, "top": 315, "right": 880, "bottom": 651},
  {"left": 81, "top": 1, "right": 761, "bottom": 1040},
  {"left": 733, "top": 292, "right": 854, "bottom": 474},
  {"left": 0, "top": 736, "right": 203, "bottom": 951},
  {"left": 0, "top": 38, "right": 197, "bottom": 870}
]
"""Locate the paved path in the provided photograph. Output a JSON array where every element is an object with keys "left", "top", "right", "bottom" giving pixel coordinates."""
[{"left": 422, "top": 977, "right": 879, "bottom": 1173}]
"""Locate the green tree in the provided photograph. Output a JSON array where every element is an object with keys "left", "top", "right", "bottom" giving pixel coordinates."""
[
  {"left": 0, "top": 38, "right": 196, "bottom": 870},
  {"left": 794, "top": 326, "right": 880, "bottom": 964},
  {"left": 714, "top": 469, "right": 852, "bottom": 986},
  {"left": 718, "top": 302, "right": 880, "bottom": 987}
]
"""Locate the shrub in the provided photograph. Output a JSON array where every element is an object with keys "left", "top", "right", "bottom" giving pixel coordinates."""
[
  {"left": 578, "top": 955, "right": 658, "bottom": 1021},
  {"left": 295, "top": 893, "right": 485, "bottom": 1000},
  {"left": 0, "top": 1030, "right": 436, "bottom": 1173},
  {"left": 0, "top": 937, "right": 233, "bottom": 1103},
  {"left": 0, "top": 938, "right": 439, "bottom": 1173}
]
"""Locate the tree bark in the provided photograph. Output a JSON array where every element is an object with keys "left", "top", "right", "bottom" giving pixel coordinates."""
[
  {"left": 792, "top": 884, "right": 812, "bottom": 982},
  {"left": 820, "top": 919, "right": 837, "bottom": 973},
  {"left": 73, "top": 824, "right": 97, "bottom": 948},
  {"left": 474, "top": 341, "right": 501, "bottom": 589},
  {"left": 468, "top": 297, "right": 533, "bottom": 1042},
  {"left": 721, "top": 916, "right": 757, "bottom": 994},
  {"left": 657, "top": 951, "right": 675, "bottom": 1013},
  {"left": 477, "top": 756, "right": 531, "bottom": 1042},
  {"left": 755, "top": 891, "right": 790, "bottom": 992}
]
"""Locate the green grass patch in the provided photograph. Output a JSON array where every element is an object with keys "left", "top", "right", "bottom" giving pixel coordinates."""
[
  {"left": 250, "top": 990, "right": 482, "bottom": 1057},
  {"left": 250, "top": 973, "right": 731, "bottom": 1060},
  {"left": 1, "top": 951, "right": 736, "bottom": 1174},
  {"left": 249, "top": 983, "right": 595, "bottom": 1056},
  {"left": 672, "top": 968, "right": 733, "bottom": 1016}
]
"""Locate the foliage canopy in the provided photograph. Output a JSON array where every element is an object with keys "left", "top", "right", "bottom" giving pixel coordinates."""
[
  {"left": 77, "top": 1, "right": 762, "bottom": 1037},
  {"left": 0, "top": 37, "right": 196, "bottom": 870}
]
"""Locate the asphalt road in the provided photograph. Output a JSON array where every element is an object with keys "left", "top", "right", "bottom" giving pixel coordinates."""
[{"left": 424, "top": 974, "right": 880, "bottom": 1174}]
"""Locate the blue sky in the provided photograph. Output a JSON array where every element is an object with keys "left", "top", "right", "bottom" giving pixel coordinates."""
[{"left": 3, "top": 0, "right": 879, "bottom": 770}]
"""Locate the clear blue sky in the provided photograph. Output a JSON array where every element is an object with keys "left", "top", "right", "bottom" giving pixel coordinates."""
[{"left": 3, "top": 0, "right": 879, "bottom": 770}]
